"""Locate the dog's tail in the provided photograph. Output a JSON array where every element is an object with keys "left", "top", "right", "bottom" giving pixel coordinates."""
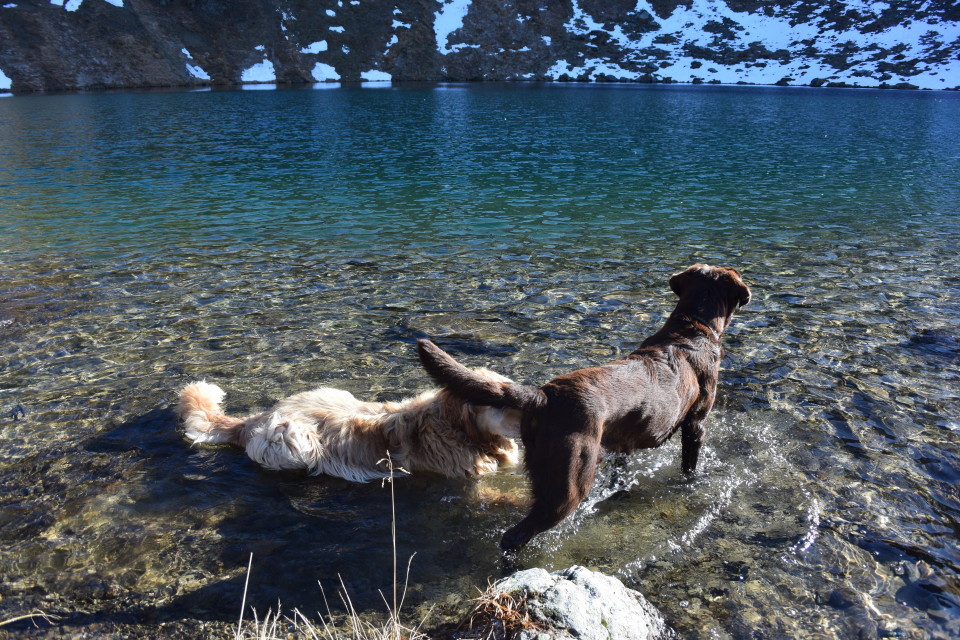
[
  {"left": 176, "top": 381, "right": 249, "bottom": 446},
  {"left": 417, "top": 339, "right": 547, "bottom": 412}
]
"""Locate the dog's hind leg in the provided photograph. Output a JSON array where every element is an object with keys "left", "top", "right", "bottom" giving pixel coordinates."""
[{"left": 501, "top": 427, "right": 600, "bottom": 552}]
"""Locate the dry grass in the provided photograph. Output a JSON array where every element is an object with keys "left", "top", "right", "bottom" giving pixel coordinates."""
[
  {"left": 233, "top": 580, "right": 431, "bottom": 640},
  {"left": 0, "top": 610, "right": 61, "bottom": 628},
  {"left": 453, "top": 582, "right": 541, "bottom": 640},
  {"left": 235, "top": 454, "right": 431, "bottom": 640}
]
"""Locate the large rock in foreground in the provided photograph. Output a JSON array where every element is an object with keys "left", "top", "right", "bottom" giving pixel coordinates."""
[{"left": 459, "top": 565, "right": 668, "bottom": 640}]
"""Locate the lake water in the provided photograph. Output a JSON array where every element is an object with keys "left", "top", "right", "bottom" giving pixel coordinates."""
[{"left": 1, "top": 84, "right": 959, "bottom": 639}]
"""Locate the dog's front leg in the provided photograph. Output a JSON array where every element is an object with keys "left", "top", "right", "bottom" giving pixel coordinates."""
[
  {"left": 680, "top": 381, "right": 716, "bottom": 474},
  {"left": 680, "top": 417, "right": 704, "bottom": 474}
]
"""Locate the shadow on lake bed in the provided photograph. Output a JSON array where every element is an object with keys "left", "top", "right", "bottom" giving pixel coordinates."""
[{"left": 1, "top": 405, "right": 527, "bottom": 637}]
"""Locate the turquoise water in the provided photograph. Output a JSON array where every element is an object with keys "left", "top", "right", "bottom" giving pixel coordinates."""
[{"left": 1, "top": 84, "right": 959, "bottom": 638}]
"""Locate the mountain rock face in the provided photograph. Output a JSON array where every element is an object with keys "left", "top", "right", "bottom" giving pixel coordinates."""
[{"left": 1, "top": 0, "right": 958, "bottom": 93}]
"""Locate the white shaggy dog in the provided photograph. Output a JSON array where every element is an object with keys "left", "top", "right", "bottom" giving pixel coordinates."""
[{"left": 176, "top": 370, "right": 522, "bottom": 482}]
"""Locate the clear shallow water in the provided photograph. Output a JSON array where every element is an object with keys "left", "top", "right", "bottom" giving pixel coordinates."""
[{"left": 1, "top": 84, "right": 959, "bottom": 638}]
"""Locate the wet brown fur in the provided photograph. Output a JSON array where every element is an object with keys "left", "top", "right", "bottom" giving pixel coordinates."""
[{"left": 417, "top": 264, "right": 751, "bottom": 551}]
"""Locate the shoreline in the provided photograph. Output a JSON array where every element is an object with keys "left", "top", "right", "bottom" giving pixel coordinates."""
[{"left": 3, "top": 76, "right": 958, "bottom": 98}]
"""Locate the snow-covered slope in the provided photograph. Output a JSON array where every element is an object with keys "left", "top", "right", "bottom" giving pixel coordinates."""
[
  {"left": 533, "top": 0, "right": 960, "bottom": 88},
  {"left": 0, "top": 0, "right": 957, "bottom": 93}
]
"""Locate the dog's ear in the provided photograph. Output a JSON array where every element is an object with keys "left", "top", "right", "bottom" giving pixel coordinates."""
[
  {"left": 729, "top": 269, "right": 751, "bottom": 307},
  {"left": 737, "top": 284, "right": 751, "bottom": 308},
  {"left": 669, "top": 267, "right": 695, "bottom": 297}
]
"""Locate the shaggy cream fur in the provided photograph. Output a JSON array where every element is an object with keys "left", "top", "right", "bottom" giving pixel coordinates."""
[{"left": 176, "top": 370, "right": 521, "bottom": 482}]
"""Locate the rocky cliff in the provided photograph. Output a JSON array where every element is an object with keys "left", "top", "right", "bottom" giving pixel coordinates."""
[{"left": 1, "top": 0, "right": 958, "bottom": 93}]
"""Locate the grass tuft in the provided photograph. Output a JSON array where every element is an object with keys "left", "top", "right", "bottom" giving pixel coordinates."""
[
  {"left": 453, "top": 581, "right": 541, "bottom": 640},
  {"left": 235, "top": 453, "right": 430, "bottom": 640}
]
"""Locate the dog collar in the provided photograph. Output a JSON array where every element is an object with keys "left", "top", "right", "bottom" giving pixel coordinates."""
[{"left": 679, "top": 313, "right": 721, "bottom": 342}]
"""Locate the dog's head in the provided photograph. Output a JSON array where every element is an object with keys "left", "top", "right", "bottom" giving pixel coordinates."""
[
  {"left": 467, "top": 368, "right": 523, "bottom": 439},
  {"left": 669, "top": 264, "right": 751, "bottom": 330},
  {"left": 474, "top": 405, "right": 523, "bottom": 439},
  {"left": 436, "top": 367, "right": 522, "bottom": 441}
]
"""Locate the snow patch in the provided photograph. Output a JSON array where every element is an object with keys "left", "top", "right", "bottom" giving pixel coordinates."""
[
  {"left": 181, "top": 48, "right": 210, "bottom": 80},
  {"left": 435, "top": 0, "right": 472, "bottom": 55},
  {"left": 325, "top": 9, "right": 335, "bottom": 17},
  {"left": 0, "top": 68, "right": 11, "bottom": 91},
  {"left": 186, "top": 64, "right": 210, "bottom": 80},
  {"left": 312, "top": 62, "right": 339, "bottom": 82},
  {"left": 545, "top": 59, "right": 574, "bottom": 80},
  {"left": 330, "top": 25, "right": 345, "bottom": 33},
  {"left": 447, "top": 43, "right": 480, "bottom": 53},
  {"left": 279, "top": 10, "right": 297, "bottom": 33},
  {"left": 241, "top": 59, "right": 276, "bottom": 83},
  {"left": 300, "top": 41, "right": 328, "bottom": 54},
  {"left": 361, "top": 69, "right": 391, "bottom": 82},
  {"left": 543, "top": 0, "right": 960, "bottom": 89},
  {"left": 50, "top": 0, "right": 121, "bottom": 8}
]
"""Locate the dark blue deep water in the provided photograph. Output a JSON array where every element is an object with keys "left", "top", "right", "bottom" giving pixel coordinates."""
[{"left": 1, "top": 84, "right": 959, "bottom": 638}]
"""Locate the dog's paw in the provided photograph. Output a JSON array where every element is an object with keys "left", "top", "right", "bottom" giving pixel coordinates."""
[{"left": 475, "top": 456, "right": 501, "bottom": 476}]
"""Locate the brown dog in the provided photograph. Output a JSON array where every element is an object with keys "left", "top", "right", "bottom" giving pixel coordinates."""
[{"left": 417, "top": 264, "right": 751, "bottom": 551}]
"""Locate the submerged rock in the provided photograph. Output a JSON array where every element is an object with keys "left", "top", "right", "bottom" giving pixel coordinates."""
[{"left": 458, "top": 565, "right": 669, "bottom": 640}]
